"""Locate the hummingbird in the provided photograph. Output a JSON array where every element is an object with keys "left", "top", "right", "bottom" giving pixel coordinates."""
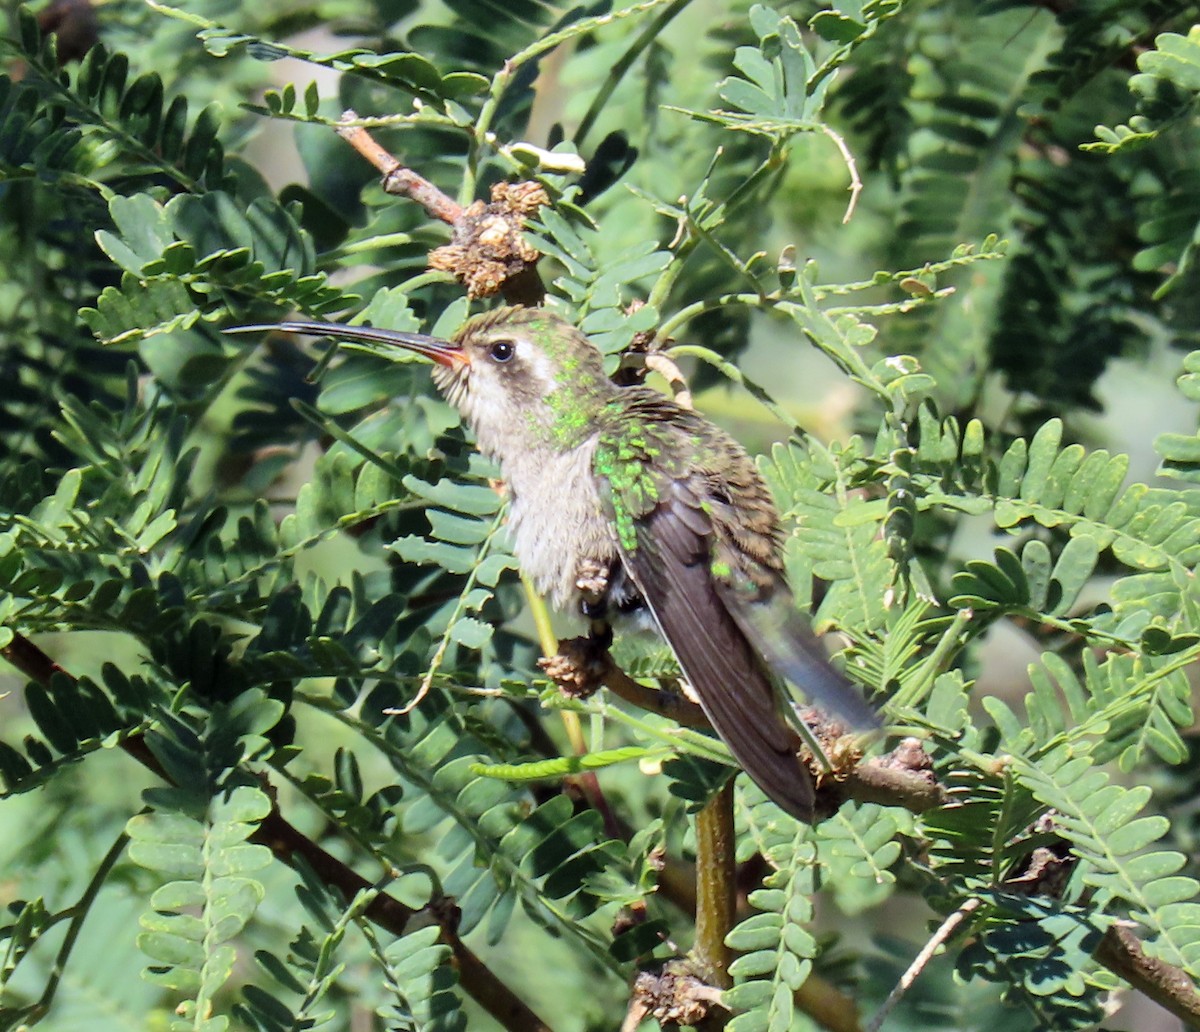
[{"left": 230, "top": 307, "right": 876, "bottom": 821}]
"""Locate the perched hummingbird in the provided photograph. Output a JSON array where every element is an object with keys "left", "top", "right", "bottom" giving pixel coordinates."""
[{"left": 231, "top": 307, "right": 876, "bottom": 821}]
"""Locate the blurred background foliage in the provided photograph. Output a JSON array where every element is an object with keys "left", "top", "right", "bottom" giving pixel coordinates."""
[{"left": 3, "top": 0, "right": 1200, "bottom": 1030}]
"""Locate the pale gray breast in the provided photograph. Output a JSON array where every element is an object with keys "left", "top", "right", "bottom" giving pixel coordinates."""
[{"left": 502, "top": 436, "right": 619, "bottom": 610}]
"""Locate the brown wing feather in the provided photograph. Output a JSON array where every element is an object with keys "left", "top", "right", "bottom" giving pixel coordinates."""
[{"left": 616, "top": 493, "right": 816, "bottom": 823}]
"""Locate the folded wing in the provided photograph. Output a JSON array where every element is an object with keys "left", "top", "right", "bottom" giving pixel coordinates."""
[{"left": 613, "top": 483, "right": 817, "bottom": 822}]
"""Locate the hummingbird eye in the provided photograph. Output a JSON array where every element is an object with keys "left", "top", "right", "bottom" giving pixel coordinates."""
[{"left": 488, "top": 339, "right": 516, "bottom": 363}]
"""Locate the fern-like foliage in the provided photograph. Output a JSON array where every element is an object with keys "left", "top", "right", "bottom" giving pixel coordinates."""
[
  {"left": 128, "top": 784, "right": 273, "bottom": 1029},
  {"left": 6, "top": 1, "right": 1200, "bottom": 1029},
  {"left": 0, "top": 664, "right": 158, "bottom": 793},
  {"left": 237, "top": 863, "right": 467, "bottom": 1032},
  {"left": 1014, "top": 746, "right": 1200, "bottom": 977},
  {"left": 367, "top": 924, "right": 467, "bottom": 1032},
  {"left": 1156, "top": 348, "right": 1200, "bottom": 482},
  {"left": 3, "top": 9, "right": 228, "bottom": 191},
  {"left": 957, "top": 895, "right": 1109, "bottom": 1029},
  {"left": 122, "top": 688, "right": 283, "bottom": 1031},
  {"left": 342, "top": 691, "right": 635, "bottom": 961},
  {"left": 725, "top": 817, "right": 817, "bottom": 1032},
  {"left": 1087, "top": 23, "right": 1200, "bottom": 157},
  {"left": 83, "top": 192, "right": 353, "bottom": 347}
]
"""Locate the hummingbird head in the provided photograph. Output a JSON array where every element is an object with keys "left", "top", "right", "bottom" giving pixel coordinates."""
[
  {"left": 227, "top": 307, "right": 615, "bottom": 460},
  {"left": 437, "top": 307, "right": 613, "bottom": 458}
]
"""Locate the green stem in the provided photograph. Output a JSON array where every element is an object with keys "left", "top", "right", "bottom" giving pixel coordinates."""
[
  {"left": 33, "top": 829, "right": 130, "bottom": 1020},
  {"left": 392, "top": 269, "right": 459, "bottom": 293},
  {"left": 589, "top": 702, "right": 734, "bottom": 766},
  {"left": 889, "top": 609, "right": 975, "bottom": 712},
  {"left": 647, "top": 235, "right": 699, "bottom": 313},
  {"left": 721, "top": 146, "right": 785, "bottom": 216},
  {"left": 323, "top": 232, "right": 418, "bottom": 261},
  {"left": 318, "top": 704, "right": 624, "bottom": 975},
  {"left": 414, "top": 511, "right": 507, "bottom": 705},
  {"left": 521, "top": 574, "right": 624, "bottom": 837},
  {"left": 464, "top": 0, "right": 678, "bottom": 204},
  {"left": 521, "top": 572, "right": 589, "bottom": 750},
  {"left": 463, "top": 70, "right": 510, "bottom": 205},
  {"left": 574, "top": 0, "right": 693, "bottom": 148},
  {"left": 657, "top": 293, "right": 761, "bottom": 339},
  {"left": 691, "top": 779, "right": 736, "bottom": 989},
  {"left": 666, "top": 343, "right": 799, "bottom": 430},
  {"left": 522, "top": 573, "right": 559, "bottom": 659}
]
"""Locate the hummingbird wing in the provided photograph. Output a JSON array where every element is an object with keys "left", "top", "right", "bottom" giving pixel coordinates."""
[
  {"left": 594, "top": 402, "right": 818, "bottom": 821},
  {"left": 612, "top": 484, "right": 817, "bottom": 822}
]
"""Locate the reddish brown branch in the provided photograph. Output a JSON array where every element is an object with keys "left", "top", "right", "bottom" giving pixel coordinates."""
[
  {"left": 336, "top": 111, "right": 463, "bottom": 224},
  {"left": 3, "top": 631, "right": 67, "bottom": 682},
  {"left": 333, "top": 112, "right": 546, "bottom": 305},
  {"left": 1096, "top": 924, "right": 1200, "bottom": 1025},
  {"left": 2, "top": 631, "right": 553, "bottom": 1032}
]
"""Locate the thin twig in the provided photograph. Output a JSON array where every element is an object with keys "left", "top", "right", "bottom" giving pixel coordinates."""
[
  {"left": 620, "top": 997, "right": 652, "bottom": 1032},
  {"left": 336, "top": 110, "right": 463, "bottom": 224},
  {"left": 865, "top": 897, "right": 983, "bottom": 1032},
  {"left": 820, "top": 123, "right": 862, "bottom": 225},
  {"left": 573, "top": 0, "right": 692, "bottom": 148},
  {"left": 30, "top": 827, "right": 130, "bottom": 1022}
]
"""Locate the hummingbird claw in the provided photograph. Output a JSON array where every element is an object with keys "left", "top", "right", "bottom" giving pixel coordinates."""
[{"left": 575, "top": 557, "right": 611, "bottom": 605}]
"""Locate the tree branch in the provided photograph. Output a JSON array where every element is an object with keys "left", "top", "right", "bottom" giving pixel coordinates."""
[
  {"left": 1095, "top": 924, "right": 1200, "bottom": 1025},
  {"left": 333, "top": 113, "right": 546, "bottom": 305},
  {"left": 335, "top": 112, "right": 463, "bottom": 224},
  {"left": 597, "top": 656, "right": 948, "bottom": 815}
]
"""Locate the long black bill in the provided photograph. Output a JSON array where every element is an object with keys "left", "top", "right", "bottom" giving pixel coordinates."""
[{"left": 226, "top": 321, "right": 467, "bottom": 368}]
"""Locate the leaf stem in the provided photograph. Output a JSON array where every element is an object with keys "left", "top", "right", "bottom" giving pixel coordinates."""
[
  {"left": 391, "top": 511, "right": 507, "bottom": 716},
  {"left": 888, "top": 608, "right": 975, "bottom": 711},
  {"left": 464, "top": 0, "right": 679, "bottom": 203},
  {"left": 574, "top": 0, "right": 693, "bottom": 148},
  {"left": 32, "top": 828, "right": 130, "bottom": 1020},
  {"left": 666, "top": 343, "right": 799, "bottom": 430},
  {"left": 0, "top": 632, "right": 555, "bottom": 1032},
  {"left": 521, "top": 574, "right": 623, "bottom": 836},
  {"left": 521, "top": 575, "right": 586, "bottom": 752}
]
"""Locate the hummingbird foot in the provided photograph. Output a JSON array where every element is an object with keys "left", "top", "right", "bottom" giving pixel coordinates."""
[
  {"left": 575, "top": 557, "right": 611, "bottom": 606},
  {"left": 539, "top": 635, "right": 613, "bottom": 699}
]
